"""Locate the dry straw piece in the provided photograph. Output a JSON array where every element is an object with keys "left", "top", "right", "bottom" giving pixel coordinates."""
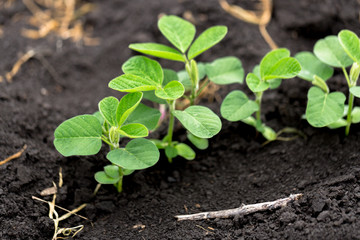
[
  {"left": 22, "top": 0, "right": 99, "bottom": 45},
  {"left": 0, "top": 144, "right": 27, "bottom": 166},
  {"left": 219, "top": 0, "right": 278, "bottom": 50}
]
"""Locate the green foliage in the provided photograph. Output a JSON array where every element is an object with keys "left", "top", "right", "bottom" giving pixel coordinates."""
[
  {"left": 298, "top": 29, "right": 360, "bottom": 135},
  {"left": 221, "top": 48, "right": 301, "bottom": 141},
  {"left": 107, "top": 138, "right": 159, "bottom": 170},
  {"left": 295, "top": 52, "right": 334, "bottom": 81},
  {"left": 172, "top": 106, "right": 222, "bottom": 139},
  {"left": 206, "top": 57, "right": 244, "bottom": 85},
  {"left": 124, "top": 15, "right": 232, "bottom": 162},
  {"left": 54, "top": 92, "right": 161, "bottom": 192},
  {"left": 187, "top": 26, "right": 228, "bottom": 60},
  {"left": 313, "top": 36, "right": 353, "bottom": 68},
  {"left": 221, "top": 90, "right": 259, "bottom": 121},
  {"left": 54, "top": 115, "right": 102, "bottom": 157},
  {"left": 305, "top": 87, "right": 346, "bottom": 127}
]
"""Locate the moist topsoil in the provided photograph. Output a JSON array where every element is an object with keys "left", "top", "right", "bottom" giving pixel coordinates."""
[{"left": 1, "top": 0, "right": 360, "bottom": 239}]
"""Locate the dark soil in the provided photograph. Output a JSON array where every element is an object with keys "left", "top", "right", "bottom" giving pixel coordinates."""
[{"left": 1, "top": 0, "right": 360, "bottom": 239}]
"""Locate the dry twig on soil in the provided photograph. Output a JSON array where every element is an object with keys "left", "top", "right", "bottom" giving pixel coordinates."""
[
  {"left": 219, "top": 0, "right": 277, "bottom": 50},
  {"left": 175, "top": 194, "right": 303, "bottom": 221},
  {"left": 22, "top": 0, "right": 99, "bottom": 45},
  {"left": 32, "top": 168, "right": 89, "bottom": 240},
  {"left": 0, "top": 144, "right": 27, "bottom": 166}
]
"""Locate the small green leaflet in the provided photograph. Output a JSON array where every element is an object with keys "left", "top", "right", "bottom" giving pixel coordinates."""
[
  {"left": 158, "top": 15, "right": 195, "bottom": 53},
  {"left": 122, "top": 56, "right": 163, "bottom": 87},
  {"left": 259, "top": 48, "right": 301, "bottom": 80},
  {"left": 246, "top": 73, "right": 269, "bottom": 92},
  {"left": 155, "top": 80, "right": 185, "bottom": 100},
  {"left": 107, "top": 138, "right": 159, "bottom": 170},
  {"left": 187, "top": 26, "right": 228, "bottom": 60},
  {"left": 295, "top": 51, "right": 334, "bottom": 81},
  {"left": 99, "top": 96, "right": 119, "bottom": 126},
  {"left": 95, "top": 171, "right": 120, "bottom": 184},
  {"left": 173, "top": 106, "right": 222, "bottom": 139},
  {"left": 129, "top": 43, "right": 185, "bottom": 62},
  {"left": 206, "top": 56, "right": 244, "bottom": 85},
  {"left": 187, "top": 132, "right": 208, "bottom": 150},
  {"left": 54, "top": 115, "right": 102, "bottom": 156},
  {"left": 350, "top": 86, "right": 360, "bottom": 98},
  {"left": 305, "top": 87, "right": 346, "bottom": 127},
  {"left": 116, "top": 92, "right": 143, "bottom": 126},
  {"left": 221, "top": 90, "right": 259, "bottom": 121},
  {"left": 338, "top": 30, "right": 360, "bottom": 63},
  {"left": 118, "top": 123, "right": 148, "bottom": 138},
  {"left": 313, "top": 36, "right": 353, "bottom": 68},
  {"left": 175, "top": 143, "right": 195, "bottom": 160},
  {"left": 109, "top": 74, "right": 158, "bottom": 92},
  {"left": 104, "top": 165, "right": 120, "bottom": 179}
]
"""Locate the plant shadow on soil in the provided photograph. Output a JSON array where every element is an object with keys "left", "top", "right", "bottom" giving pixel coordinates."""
[{"left": 1, "top": 0, "right": 360, "bottom": 239}]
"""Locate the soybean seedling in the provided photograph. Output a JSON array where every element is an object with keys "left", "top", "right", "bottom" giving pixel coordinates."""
[
  {"left": 220, "top": 48, "right": 301, "bottom": 141},
  {"left": 54, "top": 92, "right": 161, "bottom": 192},
  {"left": 109, "top": 55, "right": 224, "bottom": 162},
  {"left": 122, "top": 15, "right": 243, "bottom": 161},
  {"left": 295, "top": 30, "right": 360, "bottom": 135}
]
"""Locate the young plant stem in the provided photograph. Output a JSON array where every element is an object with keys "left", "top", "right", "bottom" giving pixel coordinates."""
[
  {"left": 115, "top": 167, "right": 124, "bottom": 192},
  {"left": 185, "top": 58, "right": 198, "bottom": 106},
  {"left": 255, "top": 91, "right": 264, "bottom": 123},
  {"left": 345, "top": 92, "right": 354, "bottom": 136},
  {"left": 343, "top": 67, "right": 354, "bottom": 136},
  {"left": 166, "top": 100, "right": 176, "bottom": 163}
]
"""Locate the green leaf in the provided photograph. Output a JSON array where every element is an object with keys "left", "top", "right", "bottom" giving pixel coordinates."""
[
  {"left": 94, "top": 171, "right": 120, "bottom": 184},
  {"left": 206, "top": 56, "right": 244, "bottom": 85},
  {"left": 163, "top": 69, "right": 179, "bottom": 86},
  {"left": 351, "top": 107, "right": 360, "bottom": 123},
  {"left": 98, "top": 96, "right": 119, "bottom": 126},
  {"left": 295, "top": 51, "right": 334, "bottom": 81},
  {"left": 118, "top": 123, "right": 148, "bottom": 138},
  {"left": 123, "top": 169, "right": 134, "bottom": 176},
  {"left": 129, "top": 43, "right": 185, "bottom": 62},
  {"left": 124, "top": 103, "right": 161, "bottom": 131},
  {"left": 116, "top": 92, "right": 143, "bottom": 126},
  {"left": 187, "top": 132, "right": 208, "bottom": 150},
  {"left": 158, "top": 15, "right": 195, "bottom": 53},
  {"left": 107, "top": 138, "right": 159, "bottom": 170},
  {"left": 246, "top": 73, "right": 269, "bottom": 92},
  {"left": 268, "top": 78, "right": 282, "bottom": 89},
  {"left": 155, "top": 80, "right": 185, "bottom": 100},
  {"left": 93, "top": 111, "right": 104, "bottom": 126},
  {"left": 314, "top": 36, "right": 353, "bottom": 68},
  {"left": 220, "top": 90, "right": 259, "bottom": 121},
  {"left": 338, "top": 30, "right": 360, "bottom": 63},
  {"left": 173, "top": 106, "right": 221, "bottom": 138},
  {"left": 104, "top": 165, "right": 120, "bottom": 179},
  {"left": 350, "top": 86, "right": 360, "bottom": 98},
  {"left": 327, "top": 118, "right": 347, "bottom": 129},
  {"left": 109, "top": 74, "right": 158, "bottom": 92},
  {"left": 306, "top": 87, "right": 346, "bottom": 127},
  {"left": 54, "top": 115, "right": 102, "bottom": 156},
  {"left": 259, "top": 48, "right": 301, "bottom": 80},
  {"left": 175, "top": 143, "right": 195, "bottom": 160},
  {"left": 122, "top": 56, "right": 163, "bottom": 86},
  {"left": 188, "top": 26, "right": 227, "bottom": 60},
  {"left": 165, "top": 145, "right": 178, "bottom": 159}
]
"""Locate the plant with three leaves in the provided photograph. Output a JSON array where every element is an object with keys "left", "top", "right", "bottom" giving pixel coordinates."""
[
  {"left": 295, "top": 29, "right": 360, "bottom": 135},
  {"left": 110, "top": 15, "right": 241, "bottom": 162},
  {"left": 221, "top": 48, "right": 301, "bottom": 141},
  {"left": 54, "top": 92, "right": 161, "bottom": 192}
]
